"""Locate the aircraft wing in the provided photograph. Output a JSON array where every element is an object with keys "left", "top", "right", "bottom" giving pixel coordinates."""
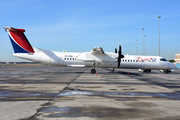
[
  {"left": 76, "top": 47, "right": 105, "bottom": 62},
  {"left": 90, "top": 47, "right": 105, "bottom": 55}
]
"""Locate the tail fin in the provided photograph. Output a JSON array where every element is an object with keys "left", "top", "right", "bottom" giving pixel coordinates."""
[{"left": 4, "top": 27, "right": 35, "bottom": 53}]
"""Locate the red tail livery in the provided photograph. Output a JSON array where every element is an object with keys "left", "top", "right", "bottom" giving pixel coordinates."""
[{"left": 4, "top": 27, "right": 34, "bottom": 53}]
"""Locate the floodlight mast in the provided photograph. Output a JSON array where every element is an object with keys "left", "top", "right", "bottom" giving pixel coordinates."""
[
  {"left": 158, "top": 16, "right": 161, "bottom": 56},
  {"left": 144, "top": 35, "right": 146, "bottom": 55},
  {"left": 142, "top": 28, "right": 144, "bottom": 55},
  {"left": 136, "top": 39, "right": 138, "bottom": 55}
]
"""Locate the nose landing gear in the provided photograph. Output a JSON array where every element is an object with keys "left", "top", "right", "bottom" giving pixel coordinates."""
[
  {"left": 164, "top": 69, "right": 171, "bottom": 74},
  {"left": 160, "top": 69, "right": 171, "bottom": 74}
]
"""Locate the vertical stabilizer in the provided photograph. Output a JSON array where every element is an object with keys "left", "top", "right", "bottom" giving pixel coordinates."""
[{"left": 4, "top": 27, "right": 35, "bottom": 53}]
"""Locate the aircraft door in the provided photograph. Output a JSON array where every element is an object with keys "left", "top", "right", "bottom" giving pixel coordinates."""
[{"left": 141, "top": 61, "right": 145, "bottom": 68}]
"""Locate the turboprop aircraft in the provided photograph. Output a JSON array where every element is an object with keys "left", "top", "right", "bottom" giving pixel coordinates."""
[{"left": 4, "top": 27, "right": 177, "bottom": 74}]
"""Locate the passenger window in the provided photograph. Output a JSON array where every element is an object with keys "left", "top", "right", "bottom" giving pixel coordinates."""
[
  {"left": 67, "top": 58, "right": 69, "bottom": 60},
  {"left": 133, "top": 60, "right": 135, "bottom": 62},
  {"left": 128, "top": 60, "right": 129, "bottom": 62},
  {"left": 125, "top": 60, "right": 127, "bottom": 62},
  {"left": 64, "top": 58, "right": 66, "bottom": 60},
  {"left": 70, "top": 58, "right": 71, "bottom": 60}
]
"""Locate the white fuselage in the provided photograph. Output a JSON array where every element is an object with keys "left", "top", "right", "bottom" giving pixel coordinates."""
[{"left": 12, "top": 47, "right": 177, "bottom": 70}]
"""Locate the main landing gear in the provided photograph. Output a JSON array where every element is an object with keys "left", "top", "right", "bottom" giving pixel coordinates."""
[
  {"left": 160, "top": 69, "right": 171, "bottom": 74},
  {"left": 91, "top": 69, "right": 96, "bottom": 74},
  {"left": 112, "top": 68, "right": 115, "bottom": 73},
  {"left": 91, "top": 63, "right": 100, "bottom": 74},
  {"left": 138, "top": 69, "right": 151, "bottom": 73},
  {"left": 91, "top": 63, "right": 96, "bottom": 74},
  {"left": 143, "top": 69, "right": 151, "bottom": 73}
]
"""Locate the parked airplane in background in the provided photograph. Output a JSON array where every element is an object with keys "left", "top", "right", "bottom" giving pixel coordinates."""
[{"left": 4, "top": 27, "right": 177, "bottom": 74}]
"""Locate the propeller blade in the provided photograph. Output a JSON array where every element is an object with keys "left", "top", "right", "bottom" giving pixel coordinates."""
[
  {"left": 119, "top": 45, "right": 121, "bottom": 55},
  {"left": 115, "top": 48, "right": 117, "bottom": 53},
  {"left": 118, "top": 45, "right": 121, "bottom": 68},
  {"left": 118, "top": 60, "right": 120, "bottom": 68}
]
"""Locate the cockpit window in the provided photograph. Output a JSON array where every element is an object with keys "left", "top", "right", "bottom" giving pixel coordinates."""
[{"left": 160, "top": 58, "right": 167, "bottom": 61}]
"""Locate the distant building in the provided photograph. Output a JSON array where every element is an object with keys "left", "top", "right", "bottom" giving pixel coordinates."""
[{"left": 175, "top": 53, "right": 180, "bottom": 63}]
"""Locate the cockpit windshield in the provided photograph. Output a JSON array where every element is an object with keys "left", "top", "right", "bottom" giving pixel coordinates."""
[{"left": 160, "top": 58, "right": 167, "bottom": 61}]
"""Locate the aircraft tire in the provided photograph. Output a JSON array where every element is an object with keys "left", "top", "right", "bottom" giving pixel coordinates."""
[
  {"left": 91, "top": 69, "right": 96, "bottom": 74},
  {"left": 165, "top": 69, "right": 170, "bottom": 74},
  {"left": 144, "top": 69, "right": 149, "bottom": 73}
]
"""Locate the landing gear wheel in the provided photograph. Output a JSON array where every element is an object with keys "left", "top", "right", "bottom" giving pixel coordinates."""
[
  {"left": 91, "top": 69, "right": 96, "bottom": 74},
  {"left": 165, "top": 69, "right": 170, "bottom": 74},
  {"left": 144, "top": 69, "right": 149, "bottom": 73}
]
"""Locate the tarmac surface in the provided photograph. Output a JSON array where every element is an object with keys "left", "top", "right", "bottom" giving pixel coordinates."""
[{"left": 0, "top": 65, "right": 180, "bottom": 120}]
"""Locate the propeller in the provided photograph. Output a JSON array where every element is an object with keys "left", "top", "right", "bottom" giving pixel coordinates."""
[
  {"left": 115, "top": 48, "right": 117, "bottom": 53},
  {"left": 117, "top": 45, "right": 124, "bottom": 68}
]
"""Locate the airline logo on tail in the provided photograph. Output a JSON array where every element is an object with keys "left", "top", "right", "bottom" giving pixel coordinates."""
[{"left": 4, "top": 27, "right": 34, "bottom": 53}]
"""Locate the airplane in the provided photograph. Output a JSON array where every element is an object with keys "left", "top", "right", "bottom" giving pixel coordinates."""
[{"left": 4, "top": 27, "right": 177, "bottom": 74}]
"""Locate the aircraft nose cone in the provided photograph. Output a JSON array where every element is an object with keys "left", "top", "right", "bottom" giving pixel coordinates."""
[
  {"left": 169, "top": 63, "right": 177, "bottom": 69},
  {"left": 173, "top": 64, "right": 177, "bottom": 69}
]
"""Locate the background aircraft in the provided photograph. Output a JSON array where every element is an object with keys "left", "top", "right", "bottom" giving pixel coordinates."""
[{"left": 4, "top": 27, "right": 177, "bottom": 74}]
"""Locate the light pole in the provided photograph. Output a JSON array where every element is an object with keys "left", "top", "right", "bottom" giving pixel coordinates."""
[
  {"left": 144, "top": 35, "right": 146, "bottom": 55},
  {"left": 129, "top": 43, "right": 131, "bottom": 55},
  {"left": 124, "top": 45, "right": 126, "bottom": 55},
  {"left": 136, "top": 39, "right": 138, "bottom": 55},
  {"left": 158, "top": 16, "right": 161, "bottom": 56},
  {"left": 142, "top": 28, "right": 144, "bottom": 55}
]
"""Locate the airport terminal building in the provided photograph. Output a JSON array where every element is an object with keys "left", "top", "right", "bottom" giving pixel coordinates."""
[
  {"left": 175, "top": 53, "right": 180, "bottom": 63},
  {"left": 175, "top": 53, "right": 180, "bottom": 68}
]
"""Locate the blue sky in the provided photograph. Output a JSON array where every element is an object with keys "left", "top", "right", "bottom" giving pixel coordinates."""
[{"left": 0, "top": 0, "right": 180, "bottom": 62}]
